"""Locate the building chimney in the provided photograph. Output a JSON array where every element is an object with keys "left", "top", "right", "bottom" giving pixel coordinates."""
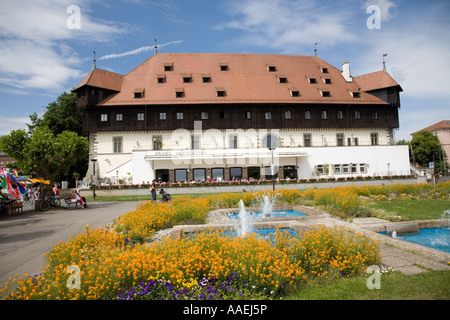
[{"left": 341, "top": 61, "right": 352, "bottom": 82}]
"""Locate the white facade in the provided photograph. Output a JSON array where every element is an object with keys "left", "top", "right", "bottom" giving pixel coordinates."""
[{"left": 87, "top": 127, "right": 409, "bottom": 184}]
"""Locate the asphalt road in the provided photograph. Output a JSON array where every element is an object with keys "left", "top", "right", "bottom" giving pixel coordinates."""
[{"left": 0, "top": 201, "right": 142, "bottom": 286}]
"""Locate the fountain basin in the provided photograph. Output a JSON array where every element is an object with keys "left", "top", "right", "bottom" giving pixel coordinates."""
[
  {"left": 378, "top": 227, "right": 450, "bottom": 253},
  {"left": 227, "top": 209, "right": 307, "bottom": 219},
  {"left": 184, "top": 227, "right": 299, "bottom": 241}
]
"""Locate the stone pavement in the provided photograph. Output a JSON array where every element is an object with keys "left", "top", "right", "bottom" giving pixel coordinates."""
[{"left": 0, "top": 201, "right": 142, "bottom": 285}]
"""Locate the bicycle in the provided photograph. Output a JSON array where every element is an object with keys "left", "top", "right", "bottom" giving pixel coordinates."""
[
  {"left": 22, "top": 192, "right": 35, "bottom": 206},
  {"left": 39, "top": 195, "right": 61, "bottom": 211}
]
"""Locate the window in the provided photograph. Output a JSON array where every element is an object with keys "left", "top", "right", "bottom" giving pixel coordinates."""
[
  {"left": 134, "top": 92, "right": 143, "bottom": 99},
  {"left": 267, "top": 65, "right": 277, "bottom": 72},
  {"left": 342, "top": 164, "right": 349, "bottom": 174},
  {"left": 177, "top": 112, "right": 183, "bottom": 120},
  {"left": 193, "top": 168, "right": 206, "bottom": 181},
  {"left": 212, "top": 168, "right": 224, "bottom": 180},
  {"left": 334, "top": 164, "right": 341, "bottom": 174},
  {"left": 164, "top": 64, "right": 173, "bottom": 71},
  {"left": 309, "top": 78, "right": 317, "bottom": 84},
  {"left": 351, "top": 163, "right": 358, "bottom": 173},
  {"left": 175, "top": 89, "right": 184, "bottom": 98},
  {"left": 352, "top": 92, "right": 361, "bottom": 98},
  {"left": 137, "top": 112, "right": 145, "bottom": 121},
  {"left": 265, "top": 112, "right": 272, "bottom": 120},
  {"left": 183, "top": 76, "right": 192, "bottom": 83},
  {"left": 159, "top": 112, "right": 166, "bottom": 120},
  {"left": 113, "top": 137, "right": 123, "bottom": 153},
  {"left": 174, "top": 169, "right": 187, "bottom": 182},
  {"left": 337, "top": 110, "right": 344, "bottom": 120},
  {"left": 245, "top": 111, "right": 251, "bottom": 119},
  {"left": 354, "top": 138, "right": 359, "bottom": 146},
  {"left": 323, "top": 78, "right": 332, "bottom": 84},
  {"left": 371, "top": 133, "right": 379, "bottom": 146},
  {"left": 219, "top": 111, "right": 226, "bottom": 119},
  {"left": 217, "top": 90, "right": 226, "bottom": 97},
  {"left": 202, "top": 76, "right": 211, "bottom": 83},
  {"left": 153, "top": 136, "right": 162, "bottom": 150},
  {"left": 316, "top": 165, "right": 329, "bottom": 175},
  {"left": 285, "top": 110, "right": 292, "bottom": 119},
  {"left": 278, "top": 77, "right": 288, "bottom": 83},
  {"left": 290, "top": 90, "right": 300, "bottom": 97},
  {"left": 321, "top": 91, "right": 331, "bottom": 97},
  {"left": 303, "top": 134, "right": 311, "bottom": 147},
  {"left": 116, "top": 113, "right": 123, "bottom": 121},
  {"left": 372, "top": 111, "right": 378, "bottom": 119},
  {"left": 220, "top": 65, "right": 229, "bottom": 71},
  {"left": 321, "top": 110, "right": 327, "bottom": 119},
  {"left": 321, "top": 67, "right": 329, "bottom": 73},
  {"left": 201, "top": 112, "right": 208, "bottom": 120},
  {"left": 263, "top": 134, "right": 279, "bottom": 149},
  {"left": 157, "top": 76, "right": 166, "bottom": 83},
  {"left": 355, "top": 110, "right": 361, "bottom": 119},
  {"left": 191, "top": 135, "right": 200, "bottom": 150},
  {"left": 347, "top": 138, "right": 352, "bottom": 146},
  {"left": 101, "top": 114, "right": 108, "bottom": 122},
  {"left": 359, "top": 163, "right": 366, "bottom": 173},
  {"left": 305, "top": 110, "right": 311, "bottom": 119},
  {"left": 230, "top": 167, "right": 242, "bottom": 180},
  {"left": 336, "top": 133, "right": 344, "bottom": 146},
  {"left": 229, "top": 135, "right": 238, "bottom": 149}
]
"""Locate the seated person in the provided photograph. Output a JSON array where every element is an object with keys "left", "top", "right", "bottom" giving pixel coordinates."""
[{"left": 70, "top": 190, "right": 84, "bottom": 207}]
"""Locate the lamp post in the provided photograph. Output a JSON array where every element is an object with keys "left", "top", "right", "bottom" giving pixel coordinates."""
[
  {"left": 91, "top": 159, "right": 97, "bottom": 200},
  {"left": 268, "top": 146, "right": 276, "bottom": 191}
]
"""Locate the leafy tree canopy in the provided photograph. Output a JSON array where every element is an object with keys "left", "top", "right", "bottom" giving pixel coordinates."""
[
  {"left": 0, "top": 127, "right": 89, "bottom": 191},
  {"left": 27, "top": 91, "right": 82, "bottom": 136},
  {"left": 410, "top": 130, "right": 447, "bottom": 170}
]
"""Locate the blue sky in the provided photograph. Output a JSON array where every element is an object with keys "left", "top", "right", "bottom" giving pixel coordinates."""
[{"left": 0, "top": 0, "right": 449, "bottom": 141}]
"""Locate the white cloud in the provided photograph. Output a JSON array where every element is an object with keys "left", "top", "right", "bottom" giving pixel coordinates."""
[
  {"left": 215, "top": 0, "right": 358, "bottom": 53},
  {"left": 99, "top": 40, "right": 184, "bottom": 60},
  {"left": 0, "top": 0, "right": 129, "bottom": 94},
  {"left": 0, "top": 115, "right": 30, "bottom": 136}
]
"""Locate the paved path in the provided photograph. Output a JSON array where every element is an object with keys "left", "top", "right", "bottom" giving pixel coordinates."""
[{"left": 0, "top": 201, "right": 142, "bottom": 285}]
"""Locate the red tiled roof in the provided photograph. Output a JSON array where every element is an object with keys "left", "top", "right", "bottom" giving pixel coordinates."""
[
  {"left": 411, "top": 120, "right": 450, "bottom": 135},
  {"left": 73, "top": 68, "right": 123, "bottom": 92},
  {"left": 353, "top": 70, "right": 403, "bottom": 92},
  {"left": 74, "top": 53, "right": 395, "bottom": 106}
]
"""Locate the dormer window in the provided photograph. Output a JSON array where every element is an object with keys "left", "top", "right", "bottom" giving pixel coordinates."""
[
  {"left": 267, "top": 65, "right": 277, "bottom": 72},
  {"left": 175, "top": 88, "right": 185, "bottom": 98},
  {"left": 216, "top": 87, "right": 226, "bottom": 97},
  {"left": 278, "top": 76, "right": 288, "bottom": 83},
  {"left": 220, "top": 64, "right": 229, "bottom": 71},
  {"left": 183, "top": 76, "right": 192, "bottom": 83},
  {"left": 321, "top": 67, "right": 329, "bottom": 73},
  {"left": 321, "top": 91, "right": 331, "bottom": 97},
  {"left": 157, "top": 75, "right": 166, "bottom": 83},
  {"left": 309, "top": 78, "right": 317, "bottom": 84},
  {"left": 290, "top": 89, "right": 300, "bottom": 97},
  {"left": 352, "top": 91, "right": 361, "bottom": 98},
  {"left": 164, "top": 63, "right": 173, "bottom": 71},
  {"left": 323, "top": 78, "right": 332, "bottom": 84},
  {"left": 202, "top": 75, "right": 211, "bottom": 83},
  {"left": 134, "top": 89, "right": 144, "bottom": 99}
]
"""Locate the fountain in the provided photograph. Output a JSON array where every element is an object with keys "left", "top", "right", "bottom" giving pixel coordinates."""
[
  {"left": 261, "top": 195, "right": 274, "bottom": 217},
  {"left": 236, "top": 199, "right": 254, "bottom": 237}
]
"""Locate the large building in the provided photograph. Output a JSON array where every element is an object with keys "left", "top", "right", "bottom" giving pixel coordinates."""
[{"left": 73, "top": 53, "right": 410, "bottom": 184}]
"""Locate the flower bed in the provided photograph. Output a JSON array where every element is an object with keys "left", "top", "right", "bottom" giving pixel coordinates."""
[
  {"left": 2, "top": 182, "right": 447, "bottom": 300},
  {"left": 92, "top": 175, "right": 416, "bottom": 190}
]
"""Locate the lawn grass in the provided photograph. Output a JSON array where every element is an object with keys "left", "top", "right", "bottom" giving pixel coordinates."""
[
  {"left": 284, "top": 270, "right": 450, "bottom": 300},
  {"left": 365, "top": 199, "right": 450, "bottom": 221}
]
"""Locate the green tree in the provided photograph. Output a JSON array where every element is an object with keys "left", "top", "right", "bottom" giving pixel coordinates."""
[
  {"left": 410, "top": 130, "right": 447, "bottom": 171},
  {"left": 27, "top": 91, "right": 82, "bottom": 135},
  {"left": 25, "top": 91, "right": 88, "bottom": 186},
  {"left": 0, "top": 127, "right": 89, "bottom": 194}
]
